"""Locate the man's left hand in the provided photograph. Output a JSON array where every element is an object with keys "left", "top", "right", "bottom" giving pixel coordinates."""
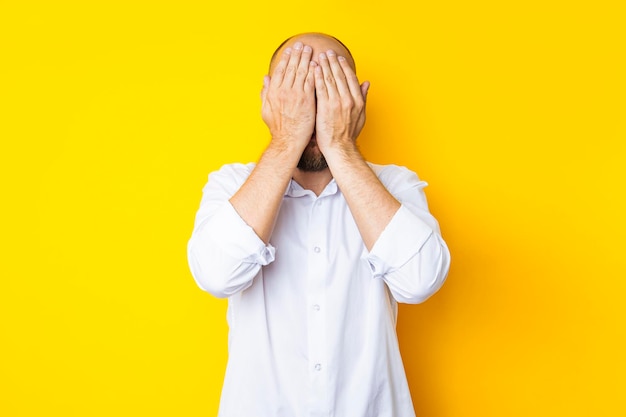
[{"left": 313, "top": 49, "right": 370, "bottom": 155}]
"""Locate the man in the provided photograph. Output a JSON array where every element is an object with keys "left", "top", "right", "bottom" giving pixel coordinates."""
[{"left": 188, "top": 32, "right": 450, "bottom": 417}]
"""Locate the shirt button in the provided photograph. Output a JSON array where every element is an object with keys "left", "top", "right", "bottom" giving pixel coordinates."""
[
  {"left": 314, "top": 363, "right": 322, "bottom": 371},
  {"left": 314, "top": 246, "right": 321, "bottom": 253},
  {"left": 313, "top": 304, "right": 320, "bottom": 311}
]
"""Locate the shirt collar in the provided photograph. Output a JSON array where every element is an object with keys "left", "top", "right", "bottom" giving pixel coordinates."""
[{"left": 285, "top": 178, "right": 338, "bottom": 198}]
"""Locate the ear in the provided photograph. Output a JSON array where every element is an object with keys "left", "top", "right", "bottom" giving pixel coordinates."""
[
  {"left": 260, "top": 75, "right": 270, "bottom": 102},
  {"left": 360, "top": 81, "right": 370, "bottom": 101}
]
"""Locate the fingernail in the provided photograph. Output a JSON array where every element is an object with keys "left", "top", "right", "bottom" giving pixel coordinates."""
[
  {"left": 285, "top": 47, "right": 292, "bottom": 54},
  {"left": 293, "top": 42, "right": 303, "bottom": 50},
  {"left": 327, "top": 50, "right": 336, "bottom": 56},
  {"left": 338, "top": 55, "right": 346, "bottom": 61},
  {"left": 303, "top": 45, "right": 312, "bottom": 53},
  {"left": 319, "top": 52, "right": 327, "bottom": 60}
]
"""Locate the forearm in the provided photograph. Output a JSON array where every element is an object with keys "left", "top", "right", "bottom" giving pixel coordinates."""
[
  {"left": 229, "top": 140, "right": 301, "bottom": 243},
  {"left": 324, "top": 143, "right": 401, "bottom": 250}
]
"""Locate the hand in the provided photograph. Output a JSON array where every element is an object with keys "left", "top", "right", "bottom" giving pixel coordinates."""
[
  {"left": 261, "top": 42, "right": 317, "bottom": 151},
  {"left": 313, "top": 49, "right": 370, "bottom": 154}
]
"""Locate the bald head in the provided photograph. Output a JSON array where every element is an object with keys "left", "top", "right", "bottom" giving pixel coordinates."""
[{"left": 269, "top": 32, "right": 356, "bottom": 75}]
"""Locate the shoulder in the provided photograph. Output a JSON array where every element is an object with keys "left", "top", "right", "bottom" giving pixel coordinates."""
[
  {"left": 204, "top": 162, "right": 256, "bottom": 193},
  {"left": 208, "top": 162, "right": 255, "bottom": 181},
  {"left": 367, "top": 162, "right": 428, "bottom": 193}
]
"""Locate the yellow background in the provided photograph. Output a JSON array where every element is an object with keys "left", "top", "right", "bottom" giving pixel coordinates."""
[{"left": 2, "top": 1, "right": 625, "bottom": 415}]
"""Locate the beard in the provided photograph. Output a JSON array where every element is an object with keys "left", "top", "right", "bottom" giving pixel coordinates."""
[{"left": 297, "top": 137, "right": 328, "bottom": 172}]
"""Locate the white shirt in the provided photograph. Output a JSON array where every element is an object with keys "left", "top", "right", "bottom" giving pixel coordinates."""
[{"left": 188, "top": 162, "right": 450, "bottom": 417}]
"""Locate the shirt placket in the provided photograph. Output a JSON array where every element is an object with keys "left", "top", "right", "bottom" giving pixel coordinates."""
[{"left": 307, "top": 196, "right": 329, "bottom": 416}]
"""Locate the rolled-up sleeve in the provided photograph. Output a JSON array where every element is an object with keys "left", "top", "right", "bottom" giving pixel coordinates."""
[
  {"left": 187, "top": 164, "right": 275, "bottom": 298},
  {"left": 366, "top": 165, "right": 451, "bottom": 304}
]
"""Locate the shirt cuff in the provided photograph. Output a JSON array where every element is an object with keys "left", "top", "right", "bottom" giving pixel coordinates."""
[
  {"left": 207, "top": 201, "right": 276, "bottom": 266},
  {"left": 365, "top": 204, "right": 433, "bottom": 277}
]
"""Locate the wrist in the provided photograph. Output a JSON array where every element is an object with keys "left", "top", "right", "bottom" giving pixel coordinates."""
[
  {"left": 262, "top": 136, "right": 308, "bottom": 171},
  {"left": 320, "top": 135, "right": 359, "bottom": 154},
  {"left": 321, "top": 139, "right": 362, "bottom": 165},
  {"left": 269, "top": 133, "right": 308, "bottom": 153}
]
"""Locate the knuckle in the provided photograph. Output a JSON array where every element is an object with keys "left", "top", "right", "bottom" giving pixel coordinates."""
[
  {"left": 341, "top": 98, "right": 354, "bottom": 109},
  {"left": 296, "top": 67, "right": 307, "bottom": 78}
]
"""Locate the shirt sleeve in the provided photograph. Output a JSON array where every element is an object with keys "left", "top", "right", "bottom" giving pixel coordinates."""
[
  {"left": 187, "top": 163, "right": 275, "bottom": 298},
  {"left": 366, "top": 164, "right": 451, "bottom": 304}
]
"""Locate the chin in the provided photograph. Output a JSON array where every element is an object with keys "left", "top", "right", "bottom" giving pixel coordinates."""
[{"left": 297, "top": 147, "right": 327, "bottom": 172}]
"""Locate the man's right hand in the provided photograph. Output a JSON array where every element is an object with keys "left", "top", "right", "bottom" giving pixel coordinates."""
[{"left": 261, "top": 41, "right": 316, "bottom": 152}]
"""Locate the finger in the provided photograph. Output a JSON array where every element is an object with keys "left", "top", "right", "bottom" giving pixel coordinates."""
[
  {"left": 326, "top": 50, "right": 351, "bottom": 98},
  {"left": 338, "top": 55, "right": 364, "bottom": 102},
  {"left": 318, "top": 52, "right": 338, "bottom": 100},
  {"left": 314, "top": 63, "right": 328, "bottom": 101},
  {"left": 305, "top": 61, "right": 316, "bottom": 94},
  {"left": 269, "top": 47, "right": 292, "bottom": 89},
  {"left": 282, "top": 41, "right": 304, "bottom": 87},
  {"left": 294, "top": 44, "right": 313, "bottom": 90}
]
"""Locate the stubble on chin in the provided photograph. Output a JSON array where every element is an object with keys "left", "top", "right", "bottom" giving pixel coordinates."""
[{"left": 297, "top": 141, "right": 328, "bottom": 172}]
